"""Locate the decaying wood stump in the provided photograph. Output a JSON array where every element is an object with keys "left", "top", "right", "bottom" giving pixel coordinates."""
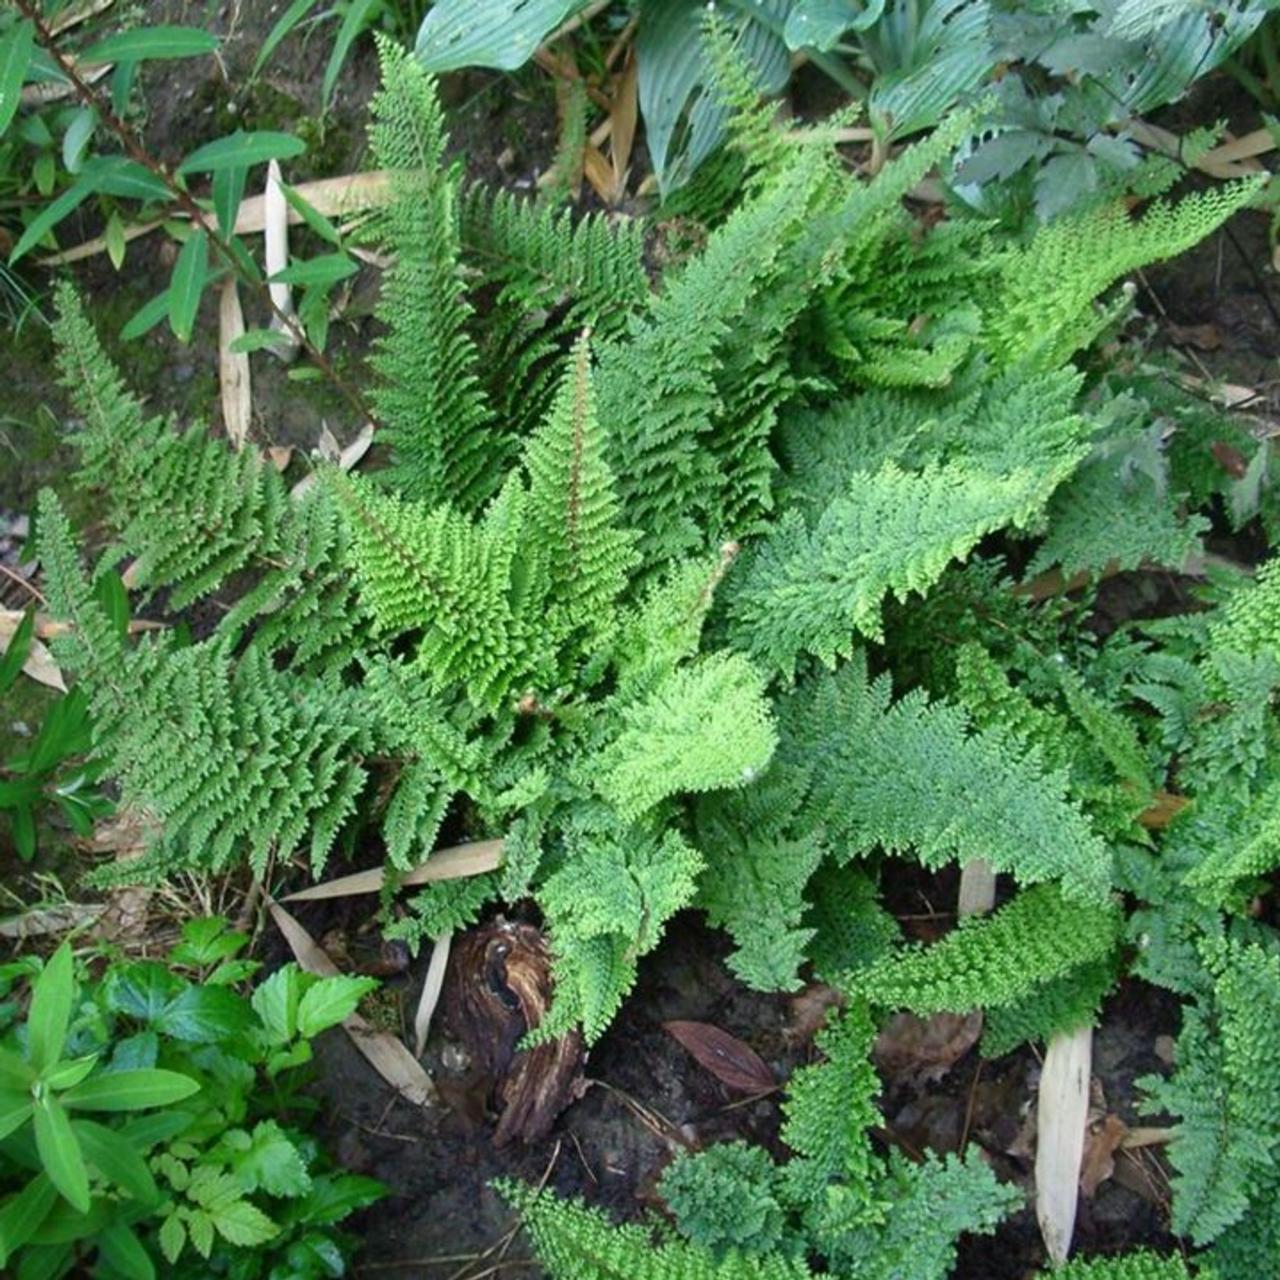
[{"left": 444, "top": 919, "right": 585, "bottom": 1146}]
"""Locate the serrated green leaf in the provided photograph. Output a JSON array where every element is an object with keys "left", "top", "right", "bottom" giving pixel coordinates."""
[
  {"left": 251, "top": 966, "right": 302, "bottom": 1044},
  {"left": 209, "top": 1197, "right": 279, "bottom": 1248},
  {"left": 154, "top": 986, "right": 253, "bottom": 1043},
  {"left": 158, "top": 1211, "right": 186, "bottom": 1264},
  {"left": 233, "top": 1120, "right": 311, "bottom": 1197},
  {"left": 295, "top": 975, "right": 377, "bottom": 1038},
  {"left": 187, "top": 1207, "right": 214, "bottom": 1258}
]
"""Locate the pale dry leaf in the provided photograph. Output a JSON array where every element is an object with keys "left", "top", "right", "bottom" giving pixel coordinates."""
[
  {"left": 21, "top": 61, "right": 111, "bottom": 107},
  {"left": 414, "top": 931, "right": 453, "bottom": 1058},
  {"left": 581, "top": 143, "right": 615, "bottom": 206},
  {"left": 49, "top": 0, "right": 116, "bottom": 36},
  {"left": 0, "top": 903, "right": 105, "bottom": 939},
  {"left": 281, "top": 838, "right": 504, "bottom": 901},
  {"left": 218, "top": 278, "right": 252, "bottom": 450},
  {"left": 0, "top": 612, "right": 66, "bottom": 691},
  {"left": 290, "top": 423, "right": 375, "bottom": 498},
  {"left": 264, "top": 159, "right": 300, "bottom": 361},
  {"left": 784, "top": 982, "right": 844, "bottom": 1046},
  {"left": 663, "top": 1020, "right": 775, "bottom": 1094},
  {"left": 958, "top": 857, "right": 996, "bottom": 918},
  {"left": 1036, "top": 1025, "right": 1093, "bottom": 1263},
  {"left": 268, "top": 900, "right": 438, "bottom": 1106},
  {"left": 265, "top": 446, "right": 294, "bottom": 472},
  {"left": 608, "top": 53, "right": 638, "bottom": 201}
]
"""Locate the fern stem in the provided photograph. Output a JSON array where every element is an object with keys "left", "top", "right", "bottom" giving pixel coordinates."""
[{"left": 12, "top": 0, "right": 378, "bottom": 432}]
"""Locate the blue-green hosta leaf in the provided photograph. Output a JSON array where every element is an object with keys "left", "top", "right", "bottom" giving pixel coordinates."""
[
  {"left": 784, "top": 0, "right": 886, "bottom": 49},
  {"left": 638, "top": 0, "right": 791, "bottom": 194},
  {"left": 415, "top": 0, "right": 593, "bottom": 73}
]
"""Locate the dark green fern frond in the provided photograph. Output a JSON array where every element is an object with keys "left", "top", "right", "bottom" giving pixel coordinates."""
[
  {"left": 38, "top": 489, "right": 371, "bottom": 880},
  {"left": 498, "top": 1181, "right": 816, "bottom": 1280},
  {"left": 459, "top": 185, "right": 649, "bottom": 439},
  {"left": 367, "top": 37, "right": 499, "bottom": 509},
  {"left": 1037, "top": 1252, "right": 1203, "bottom": 1280}
]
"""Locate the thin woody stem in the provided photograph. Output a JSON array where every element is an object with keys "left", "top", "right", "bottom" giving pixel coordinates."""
[{"left": 12, "top": 0, "right": 378, "bottom": 430}]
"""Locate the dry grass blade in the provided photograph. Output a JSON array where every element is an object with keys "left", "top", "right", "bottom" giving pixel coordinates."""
[
  {"left": 268, "top": 900, "right": 438, "bottom": 1106},
  {"left": 1036, "top": 1024, "right": 1093, "bottom": 1264},
  {"left": 608, "top": 54, "right": 637, "bottom": 203},
  {"left": 281, "top": 838, "right": 504, "bottom": 901},
  {"left": 414, "top": 930, "right": 452, "bottom": 1057},
  {"left": 218, "top": 278, "right": 252, "bottom": 450},
  {"left": 48, "top": 0, "right": 115, "bottom": 36},
  {"left": 20, "top": 60, "right": 110, "bottom": 107}
]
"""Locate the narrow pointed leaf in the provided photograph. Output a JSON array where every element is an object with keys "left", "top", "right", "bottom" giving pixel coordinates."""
[
  {"left": 33, "top": 1096, "right": 89, "bottom": 1214},
  {"left": 168, "top": 230, "right": 208, "bottom": 343},
  {"left": 61, "top": 1068, "right": 200, "bottom": 1111},
  {"left": 27, "top": 944, "right": 74, "bottom": 1073}
]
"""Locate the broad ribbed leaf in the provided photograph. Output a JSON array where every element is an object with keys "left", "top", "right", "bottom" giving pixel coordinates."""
[{"left": 415, "top": 0, "right": 592, "bottom": 73}]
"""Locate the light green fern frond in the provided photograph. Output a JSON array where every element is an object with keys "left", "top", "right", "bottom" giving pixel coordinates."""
[
  {"left": 1036, "top": 1249, "right": 1203, "bottom": 1279},
  {"left": 596, "top": 653, "right": 776, "bottom": 823},
  {"left": 852, "top": 884, "right": 1121, "bottom": 1015},
  {"left": 498, "top": 1181, "right": 815, "bottom": 1280}
]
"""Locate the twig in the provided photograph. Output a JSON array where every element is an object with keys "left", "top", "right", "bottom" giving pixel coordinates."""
[
  {"left": 12, "top": 0, "right": 378, "bottom": 431},
  {"left": 0, "top": 563, "right": 47, "bottom": 605}
]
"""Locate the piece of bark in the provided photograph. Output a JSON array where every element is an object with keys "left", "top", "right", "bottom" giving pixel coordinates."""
[{"left": 444, "top": 920, "right": 585, "bottom": 1146}]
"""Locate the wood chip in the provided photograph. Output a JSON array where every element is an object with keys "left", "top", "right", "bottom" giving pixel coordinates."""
[
  {"left": 414, "top": 930, "right": 452, "bottom": 1058},
  {"left": 281, "top": 838, "right": 504, "bottom": 901},
  {"left": 1036, "top": 1024, "right": 1093, "bottom": 1264},
  {"left": 218, "top": 278, "right": 252, "bottom": 450},
  {"left": 663, "top": 1020, "right": 775, "bottom": 1094},
  {"left": 268, "top": 900, "right": 438, "bottom": 1106}
]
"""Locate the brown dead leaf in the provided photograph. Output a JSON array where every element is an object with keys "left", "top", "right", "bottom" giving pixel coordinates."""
[
  {"left": 265, "top": 446, "right": 294, "bottom": 472},
  {"left": 784, "top": 982, "right": 844, "bottom": 1047},
  {"left": 88, "top": 810, "right": 159, "bottom": 942},
  {"left": 218, "top": 278, "right": 252, "bottom": 450},
  {"left": 608, "top": 53, "right": 637, "bottom": 202},
  {"left": 268, "top": 900, "right": 438, "bottom": 1106},
  {"left": 1138, "top": 790, "right": 1189, "bottom": 830},
  {"left": 1211, "top": 441, "right": 1250, "bottom": 479},
  {"left": 663, "top": 1020, "right": 775, "bottom": 1094},
  {"left": 873, "top": 1010, "right": 983, "bottom": 1085},
  {"left": 1081, "top": 1113, "right": 1128, "bottom": 1196},
  {"left": 581, "top": 143, "right": 615, "bottom": 205},
  {"left": 1166, "top": 321, "right": 1223, "bottom": 351}
]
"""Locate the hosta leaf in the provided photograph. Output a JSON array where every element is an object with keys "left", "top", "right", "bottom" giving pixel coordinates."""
[{"left": 415, "top": 0, "right": 592, "bottom": 73}]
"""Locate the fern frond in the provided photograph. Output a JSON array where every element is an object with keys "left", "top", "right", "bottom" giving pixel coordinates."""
[
  {"left": 367, "top": 37, "right": 500, "bottom": 508},
  {"left": 852, "top": 884, "right": 1121, "bottom": 1014},
  {"left": 781, "top": 656, "right": 1114, "bottom": 901},
  {"left": 498, "top": 1181, "right": 815, "bottom": 1280},
  {"left": 1035, "top": 1249, "right": 1202, "bottom": 1279}
]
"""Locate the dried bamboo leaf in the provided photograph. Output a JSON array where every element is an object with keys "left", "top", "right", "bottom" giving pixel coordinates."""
[
  {"left": 1036, "top": 1024, "right": 1093, "bottom": 1264},
  {"left": 218, "top": 278, "right": 252, "bottom": 450},
  {"left": 281, "top": 839, "right": 504, "bottom": 901},
  {"left": 268, "top": 900, "right": 438, "bottom": 1106},
  {"left": 414, "top": 931, "right": 452, "bottom": 1058}
]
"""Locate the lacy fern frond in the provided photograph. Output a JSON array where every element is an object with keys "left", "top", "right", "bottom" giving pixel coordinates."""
[
  {"left": 1038, "top": 1251, "right": 1204, "bottom": 1279},
  {"left": 595, "top": 653, "right": 776, "bottom": 823},
  {"left": 38, "top": 490, "right": 371, "bottom": 880},
  {"left": 781, "top": 656, "right": 1114, "bottom": 901},
  {"left": 52, "top": 283, "right": 364, "bottom": 663},
  {"left": 987, "top": 179, "right": 1263, "bottom": 369},
  {"left": 852, "top": 884, "right": 1121, "bottom": 1015},
  {"left": 366, "top": 37, "right": 499, "bottom": 508},
  {"left": 459, "top": 185, "right": 649, "bottom": 438},
  {"left": 498, "top": 1181, "right": 816, "bottom": 1280}
]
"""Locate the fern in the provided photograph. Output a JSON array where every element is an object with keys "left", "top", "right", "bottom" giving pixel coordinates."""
[
  {"left": 852, "top": 884, "right": 1121, "bottom": 1015},
  {"left": 781, "top": 656, "right": 1114, "bottom": 902},
  {"left": 1039, "top": 1251, "right": 1205, "bottom": 1279},
  {"left": 366, "top": 38, "right": 499, "bottom": 508},
  {"left": 498, "top": 1181, "right": 816, "bottom": 1280},
  {"left": 37, "top": 490, "right": 371, "bottom": 880}
]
